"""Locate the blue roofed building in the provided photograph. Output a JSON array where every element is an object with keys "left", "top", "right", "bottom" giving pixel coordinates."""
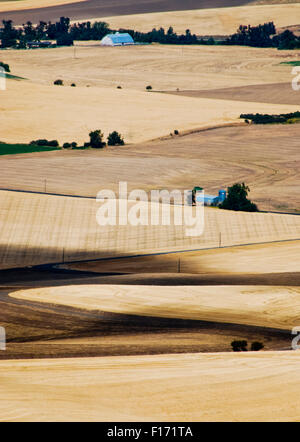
[
  {"left": 100, "top": 32, "right": 134, "bottom": 46},
  {"left": 195, "top": 189, "right": 227, "bottom": 206}
]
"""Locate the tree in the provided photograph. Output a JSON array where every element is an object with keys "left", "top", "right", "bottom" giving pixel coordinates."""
[
  {"left": 146, "top": 85, "right": 152, "bottom": 91},
  {"left": 30, "top": 139, "right": 59, "bottom": 147},
  {"left": 0, "top": 62, "right": 10, "bottom": 72},
  {"left": 251, "top": 341, "right": 264, "bottom": 351},
  {"left": 231, "top": 340, "right": 248, "bottom": 352},
  {"left": 1, "top": 20, "right": 18, "bottom": 48},
  {"left": 219, "top": 183, "right": 258, "bottom": 212},
  {"left": 56, "top": 33, "right": 73, "bottom": 46},
  {"left": 274, "top": 30, "right": 300, "bottom": 50},
  {"left": 23, "top": 21, "right": 37, "bottom": 42},
  {"left": 89, "top": 130, "right": 106, "bottom": 148},
  {"left": 54, "top": 79, "right": 64, "bottom": 85},
  {"left": 107, "top": 131, "right": 125, "bottom": 146}
]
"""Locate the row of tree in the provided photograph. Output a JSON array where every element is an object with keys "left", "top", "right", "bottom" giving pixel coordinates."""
[
  {"left": 241, "top": 111, "right": 300, "bottom": 124},
  {"left": 1, "top": 18, "right": 299, "bottom": 50},
  {"left": 0, "top": 17, "right": 198, "bottom": 48},
  {"left": 29, "top": 130, "right": 125, "bottom": 149},
  {"left": 226, "top": 22, "right": 300, "bottom": 49}
]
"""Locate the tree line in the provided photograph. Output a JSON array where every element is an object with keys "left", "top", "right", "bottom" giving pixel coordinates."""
[
  {"left": 226, "top": 22, "right": 300, "bottom": 49},
  {"left": 241, "top": 111, "right": 300, "bottom": 124},
  {"left": 1, "top": 18, "right": 299, "bottom": 49},
  {"left": 0, "top": 17, "right": 198, "bottom": 48},
  {"left": 29, "top": 130, "right": 125, "bottom": 149}
]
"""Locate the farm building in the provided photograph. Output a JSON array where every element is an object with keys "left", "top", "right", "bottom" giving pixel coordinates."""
[
  {"left": 27, "top": 41, "right": 53, "bottom": 49},
  {"left": 194, "top": 189, "right": 227, "bottom": 206},
  {"left": 100, "top": 32, "right": 134, "bottom": 46}
]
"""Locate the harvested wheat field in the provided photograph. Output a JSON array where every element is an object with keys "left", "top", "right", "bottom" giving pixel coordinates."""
[
  {"left": 66, "top": 240, "right": 300, "bottom": 276},
  {"left": 1, "top": 0, "right": 300, "bottom": 424},
  {"left": 0, "top": 0, "right": 258, "bottom": 24},
  {"left": 0, "top": 0, "right": 82, "bottom": 13},
  {"left": 1, "top": 77, "right": 299, "bottom": 146},
  {"left": 3, "top": 43, "right": 298, "bottom": 91},
  {"left": 0, "top": 239, "right": 297, "bottom": 360},
  {"left": 12, "top": 282, "right": 300, "bottom": 329},
  {"left": 105, "top": 3, "right": 300, "bottom": 36},
  {"left": 1, "top": 42, "right": 299, "bottom": 146},
  {"left": 165, "top": 82, "right": 300, "bottom": 105},
  {"left": 1, "top": 188, "right": 299, "bottom": 269},
  {"left": 1, "top": 123, "right": 299, "bottom": 212},
  {"left": 1, "top": 352, "right": 300, "bottom": 422},
  {"left": 5, "top": 79, "right": 294, "bottom": 145}
]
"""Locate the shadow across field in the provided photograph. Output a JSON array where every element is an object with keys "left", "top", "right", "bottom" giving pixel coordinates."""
[{"left": 0, "top": 285, "right": 292, "bottom": 360}]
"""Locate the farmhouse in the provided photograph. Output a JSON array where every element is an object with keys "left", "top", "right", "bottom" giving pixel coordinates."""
[{"left": 100, "top": 32, "right": 134, "bottom": 47}]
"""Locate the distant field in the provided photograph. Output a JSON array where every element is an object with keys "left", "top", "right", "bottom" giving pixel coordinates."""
[
  {"left": 164, "top": 82, "right": 300, "bottom": 105},
  {"left": 105, "top": 4, "right": 300, "bottom": 36},
  {"left": 0, "top": 123, "right": 299, "bottom": 212},
  {"left": 0, "top": 0, "right": 254, "bottom": 25},
  {"left": 3, "top": 80, "right": 298, "bottom": 145},
  {"left": 0, "top": 143, "right": 59, "bottom": 155},
  {"left": 0, "top": 0, "right": 83, "bottom": 13},
  {"left": 1, "top": 44, "right": 299, "bottom": 146},
  {"left": 2, "top": 43, "right": 296, "bottom": 91}
]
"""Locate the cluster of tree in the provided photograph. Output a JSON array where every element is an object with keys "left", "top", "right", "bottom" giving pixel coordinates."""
[
  {"left": 0, "top": 18, "right": 74, "bottom": 48},
  {"left": 231, "top": 340, "right": 264, "bottom": 352},
  {"left": 63, "top": 142, "right": 78, "bottom": 148},
  {"left": 30, "top": 139, "right": 59, "bottom": 147},
  {"left": 241, "top": 111, "right": 300, "bottom": 124},
  {"left": 120, "top": 26, "right": 199, "bottom": 45},
  {"left": 219, "top": 183, "right": 258, "bottom": 212},
  {"left": 0, "top": 61, "right": 10, "bottom": 72},
  {"left": 29, "top": 131, "right": 124, "bottom": 149},
  {"left": 226, "top": 22, "right": 300, "bottom": 49},
  {"left": 84, "top": 130, "right": 125, "bottom": 148}
]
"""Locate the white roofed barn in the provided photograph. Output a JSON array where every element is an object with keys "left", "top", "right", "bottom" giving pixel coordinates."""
[{"left": 100, "top": 32, "right": 134, "bottom": 46}]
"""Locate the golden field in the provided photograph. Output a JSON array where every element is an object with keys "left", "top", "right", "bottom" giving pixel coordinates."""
[
  {"left": 1, "top": 352, "right": 300, "bottom": 422},
  {"left": 12, "top": 282, "right": 300, "bottom": 329},
  {"left": 105, "top": 4, "right": 300, "bottom": 36},
  {"left": 1, "top": 0, "right": 300, "bottom": 423},
  {"left": 0, "top": 123, "right": 299, "bottom": 213},
  {"left": 1, "top": 43, "right": 299, "bottom": 145},
  {"left": 6, "top": 79, "right": 296, "bottom": 145},
  {"left": 3, "top": 43, "right": 298, "bottom": 91},
  {"left": 1, "top": 189, "right": 299, "bottom": 269},
  {"left": 0, "top": 0, "right": 84, "bottom": 12}
]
